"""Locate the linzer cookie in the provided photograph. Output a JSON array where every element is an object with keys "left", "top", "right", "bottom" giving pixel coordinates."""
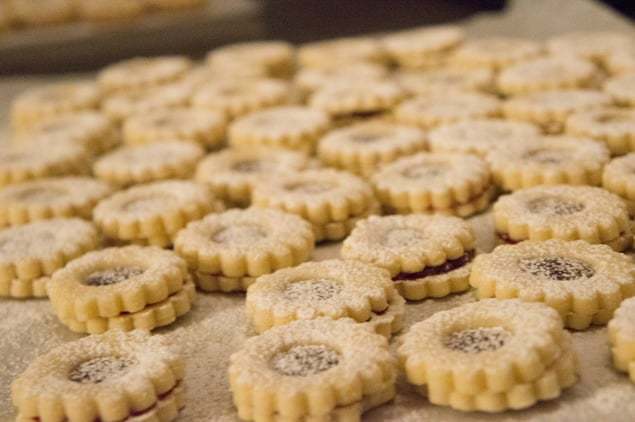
[
  {"left": 191, "top": 78, "right": 291, "bottom": 120},
  {"left": 174, "top": 208, "right": 314, "bottom": 293},
  {"left": 102, "top": 82, "right": 192, "bottom": 122},
  {"left": 547, "top": 31, "right": 634, "bottom": 65},
  {"left": 123, "top": 108, "right": 226, "bottom": 148},
  {"left": 450, "top": 37, "right": 544, "bottom": 70},
  {"left": 48, "top": 245, "right": 194, "bottom": 333},
  {"left": 394, "top": 67, "right": 494, "bottom": 96},
  {"left": 497, "top": 57, "right": 598, "bottom": 96},
  {"left": 251, "top": 168, "right": 378, "bottom": 241},
  {"left": 485, "top": 135, "right": 610, "bottom": 191},
  {"left": 394, "top": 92, "right": 501, "bottom": 129},
  {"left": 245, "top": 259, "right": 395, "bottom": 333},
  {"left": 98, "top": 56, "right": 192, "bottom": 93},
  {"left": 371, "top": 152, "right": 493, "bottom": 217},
  {"left": 294, "top": 62, "right": 388, "bottom": 97},
  {"left": 608, "top": 297, "right": 635, "bottom": 382},
  {"left": 93, "top": 180, "right": 222, "bottom": 247},
  {"left": 9, "top": 0, "right": 74, "bottom": 25},
  {"left": 0, "top": 177, "right": 113, "bottom": 227},
  {"left": 342, "top": 215, "right": 475, "bottom": 301},
  {"left": 94, "top": 142, "right": 205, "bottom": 187},
  {"left": 428, "top": 119, "right": 540, "bottom": 157},
  {"left": 195, "top": 148, "right": 310, "bottom": 207},
  {"left": 297, "top": 36, "right": 387, "bottom": 68},
  {"left": 317, "top": 120, "right": 427, "bottom": 177},
  {"left": 382, "top": 25, "right": 465, "bottom": 69},
  {"left": 493, "top": 185, "right": 631, "bottom": 251},
  {"left": 471, "top": 240, "right": 635, "bottom": 330},
  {"left": 604, "top": 74, "right": 635, "bottom": 106},
  {"left": 11, "top": 330, "right": 185, "bottom": 422},
  {"left": 399, "top": 299, "right": 576, "bottom": 412},
  {"left": 228, "top": 106, "right": 331, "bottom": 154},
  {"left": 566, "top": 107, "right": 635, "bottom": 155},
  {"left": 75, "top": 0, "right": 145, "bottom": 21},
  {"left": 503, "top": 89, "right": 612, "bottom": 133},
  {"left": 603, "top": 154, "right": 635, "bottom": 216},
  {"left": 0, "top": 219, "right": 99, "bottom": 298},
  {"left": 229, "top": 318, "right": 397, "bottom": 421},
  {"left": 206, "top": 40, "right": 295, "bottom": 79},
  {"left": 10, "top": 81, "right": 101, "bottom": 132}
]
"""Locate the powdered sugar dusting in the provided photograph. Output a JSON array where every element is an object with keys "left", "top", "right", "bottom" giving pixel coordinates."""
[
  {"left": 444, "top": 327, "right": 510, "bottom": 353},
  {"left": 271, "top": 345, "right": 340, "bottom": 376}
]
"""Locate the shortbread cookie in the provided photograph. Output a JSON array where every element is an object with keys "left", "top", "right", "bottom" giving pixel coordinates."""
[
  {"left": 606, "top": 50, "right": 635, "bottom": 76},
  {"left": 608, "top": 297, "right": 635, "bottom": 381},
  {"left": 603, "top": 154, "right": 635, "bottom": 216},
  {"left": 93, "top": 180, "right": 221, "bottom": 243},
  {"left": 181, "top": 64, "right": 267, "bottom": 88},
  {"left": 251, "top": 168, "right": 375, "bottom": 225},
  {"left": 75, "top": 0, "right": 146, "bottom": 21},
  {"left": 98, "top": 56, "right": 192, "bottom": 93},
  {"left": 10, "top": 82, "right": 100, "bottom": 132},
  {"left": 94, "top": 142, "right": 205, "bottom": 187},
  {"left": 450, "top": 37, "right": 544, "bottom": 70},
  {"left": 362, "top": 289, "right": 406, "bottom": 338},
  {"left": 310, "top": 198, "right": 381, "bottom": 243},
  {"left": 207, "top": 40, "right": 295, "bottom": 79},
  {"left": 228, "top": 106, "right": 330, "bottom": 154},
  {"left": 471, "top": 240, "right": 635, "bottom": 330},
  {"left": 428, "top": 119, "right": 540, "bottom": 157},
  {"left": 317, "top": 120, "right": 427, "bottom": 177},
  {"left": 547, "top": 31, "right": 634, "bottom": 65},
  {"left": 174, "top": 208, "right": 314, "bottom": 290},
  {"left": 342, "top": 214, "right": 475, "bottom": 301},
  {"left": 191, "top": 78, "right": 291, "bottom": 120},
  {"left": 0, "top": 177, "right": 113, "bottom": 228},
  {"left": 229, "top": 318, "right": 397, "bottom": 421},
  {"left": 395, "top": 92, "right": 501, "bottom": 129},
  {"left": 295, "top": 62, "right": 388, "bottom": 96},
  {"left": 246, "top": 259, "right": 394, "bottom": 333},
  {"left": 382, "top": 25, "right": 464, "bottom": 69},
  {"left": 298, "top": 36, "right": 387, "bottom": 68},
  {"left": 0, "top": 219, "right": 99, "bottom": 298},
  {"left": 308, "top": 80, "right": 404, "bottom": 119},
  {"left": 394, "top": 67, "right": 494, "bottom": 96},
  {"left": 11, "top": 330, "right": 184, "bottom": 422},
  {"left": 503, "top": 89, "right": 612, "bottom": 133},
  {"left": 497, "top": 57, "right": 598, "bottom": 96},
  {"left": 48, "top": 245, "right": 188, "bottom": 323},
  {"left": 486, "top": 135, "right": 610, "bottom": 191},
  {"left": 566, "top": 107, "right": 635, "bottom": 155},
  {"left": 9, "top": 0, "right": 74, "bottom": 25},
  {"left": 195, "top": 148, "right": 310, "bottom": 207},
  {"left": 102, "top": 82, "right": 192, "bottom": 122},
  {"left": 122, "top": 107, "right": 226, "bottom": 148},
  {"left": 371, "top": 152, "right": 492, "bottom": 214},
  {"left": 493, "top": 185, "right": 631, "bottom": 251},
  {"left": 398, "top": 299, "right": 575, "bottom": 406},
  {"left": 604, "top": 74, "right": 635, "bottom": 106}
]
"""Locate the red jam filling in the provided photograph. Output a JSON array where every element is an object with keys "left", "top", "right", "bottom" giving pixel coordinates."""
[{"left": 393, "top": 250, "right": 475, "bottom": 281}]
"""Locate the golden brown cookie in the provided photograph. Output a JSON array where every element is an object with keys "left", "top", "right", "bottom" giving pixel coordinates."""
[
  {"left": 451, "top": 37, "right": 544, "bottom": 70},
  {"left": 566, "top": 107, "right": 635, "bottom": 156},
  {"left": 298, "top": 36, "right": 387, "bottom": 68},
  {"left": 603, "top": 153, "right": 635, "bottom": 216},
  {"left": 382, "top": 25, "right": 465, "bottom": 68},
  {"left": 98, "top": 56, "right": 192, "bottom": 93},
  {"left": 394, "top": 67, "right": 494, "bottom": 96}
]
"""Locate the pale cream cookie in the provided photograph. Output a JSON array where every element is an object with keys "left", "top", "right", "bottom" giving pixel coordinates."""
[
  {"left": 297, "top": 36, "right": 387, "bottom": 69},
  {"left": 195, "top": 147, "right": 310, "bottom": 207},
  {"left": 382, "top": 25, "right": 465, "bottom": 69},
  {"left": 566, "top": 107, "right": 635, "bottom": 156},
  {"left": 604, "top": 73, "right": 635, "bottom": 106},
  {"left": 229, "top": 318, "right": 397, "bottom": 421},
  {"left": 94, "top": 142, "right": 205, "bottom": 187},
  {"left": 503, "top": 89, "right": 612, "bottom": 133},
  {"left": 371, "top": 152, "right": 492, "bottom": 215},
  {"left": 310, "top": 198, "right": 381, "bottom": 243},
  {"left": 93, "top": 180, "right": 221, "bottom": 244},
  {"left": 486, "top": 135, "right": 610, "bottom": 191},
  {"left": 206, "top": 40, "right": 295, "bottom": 79},
  {"left": 102, "top": 82, "right": 193, "bottom": 122},
  {"left": 394, "top": 67, "right": 494, "bottom": 96},
  {"left": 228, "top": 106, "right": 331, "bottom": 154},
  {"left": 493, "top": 185, "right": 631, "bottom": 251},
  {"left": 363, "top": 289, "right": 405, "bottom": 339},
  {"left": 246, "top": 259, "right": 395, "bottom": 333},
  {"left": 428, "top": 119, "right": 540, "bottom": 158},
  {"left": 317, "top": 120, "right": 427, "bottom": 177},
  {"left": 75, "top": 0, "right": 146, "bottom": 21},
  {"left": 10, "top": 81, "right": 101, "bottom": 132},
  {"left": 394, "top": 92, "right": 501, "bottom": 129},
  {"left": 294, "top": 62, "right": 388, "bottom": 97},
  {"left": 497, "top": 57, "right": 598, "bottom": 96},
  {"left": 174, "top": 207, "right": 314, "bottom": 291},
  {"left": 98, "top": 56, "right": 192, "bottom": 93},
  {"left": 180, "top": 64, "right": 268, "bottom": 89},
  {"left": 471, "top": 240, "right": 635, "bottom": 330},
  {"left": 606, "top": 49, "right": 635, "bottom": 76},
  {"left": 191, "top": 78, "right": 291, "bottom": 120},
  {"left": 9, "top": 0, "right": 74, "bottom": 25},
  {"left": 608, "top": 296, "right": 635, "bottom": 382},
  {"left": 0, "top": 218, "right": 99, "bottom": 299},
  {"left": 342, "top": 214, "right": 475, "bottom": 301},
  {"left": 547, "top": 31, "right": 635, "bottom": 65},
  {"left": 398, "top": 299, "right": 576, "bottom": 411},
  {"left": 450, "top": 37, "right": 544, "bottom": 70},
  {"left": 0, "top": 177, "right": 113, "bottom": 228},
  {"left": 603, "top": 153, "right": 635, "bottom": 216},
  {"left": 122, "top": 107, "right": 226, "bottom": 148},
  {"left": 11, "top": 330, "right": 184, "bottom": 422}
]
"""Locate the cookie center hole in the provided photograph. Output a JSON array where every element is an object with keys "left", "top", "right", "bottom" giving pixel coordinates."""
[
  {"left": 445, "top": 327, "right": 510, "bottom": 353},
  {"left": 121, "top": 194, "right": 167, "bottom": 213},
  {"left": 69, "top": 356, "right": 135, "bottom": 384},
  {"left": 523, "top": 148, "right": 566, "bottom": 164},
  {"left": 14, "top": 187, "right": 67, "bottom": 202},
  {"left": 84, "top": 267, "right": 144, "bottom": 286},
  {"left": 383, "top": 227, "right": 426, "bottom": 248},
  {"left": 401, "top": 162, "right": 449, "bottom": 179},
  {"left": 283, "top": 279, "right": 342, "bottom": 302},
  {"left": 284, "top": 181, "right": 335, "bottom": 194},
  {"left": 213, "top": 224, "right": 267, "bottom": 245},
  {"left": 526, "top": 196, "right": 584, "bottom": 215},
  {"left": 232, "top": 160, "right": 262, "bottom": 173},
  {"left": 271, "top": 344, "right": 340, "bottom": 376},
  {"left": 519, "top": 256, "right": 595, "bottom": 280}
]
